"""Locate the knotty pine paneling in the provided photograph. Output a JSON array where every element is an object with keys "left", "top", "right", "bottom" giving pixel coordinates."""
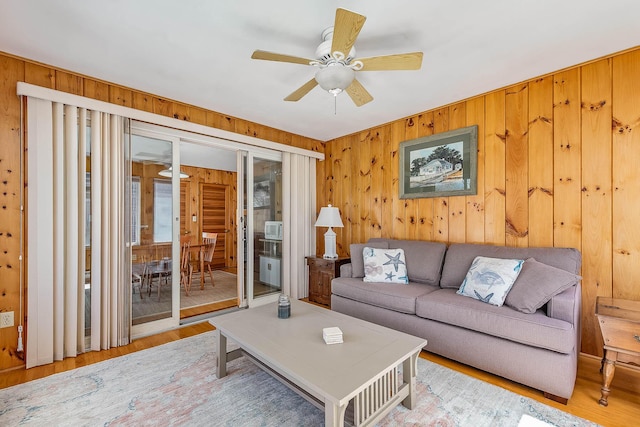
[
  {"left": 0, "top": 56, "right": 24, "bottom": 372},
  {"left": 368, "top": 127, "right": 384, "bottom": 238},
  {"left": 416, "top": 113, "right": 435, "bottom": 242},
  {"left": 318, "top": 47, "right": 640, "bottom": 357},
  {"left": 505, "top": 84, "right": 529, "bottom": 248},
  {"left": 465, "top": 97, "right": 485, "bottom": 243},
  {"left": 553, "top": 68, "right": 582, "bottom": 251},
  {"left": 483, "top": 90, "right": 506, "bottom": 245},
  {"left": 432, "top": 108, "right": 450, "bottom": 242},
  {"left": 448, "top": 103, "right": 467, "bottom": 244},
  {"left": 580, "top": 58, "right": 612, "bottom": 355},
  {"left": 0, "top": 51, "right": 320, "bottom": 372},
  {"left": 527, "top": 76, "right": 554, "bottom": 247},
  {"left": 612, "top": 50, "right": 640, "bottom": 301}
]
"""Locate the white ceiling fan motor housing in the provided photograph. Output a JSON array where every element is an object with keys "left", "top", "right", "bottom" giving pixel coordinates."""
[{"left": 315, "top": 27, "right": 356, "bottom": 63}]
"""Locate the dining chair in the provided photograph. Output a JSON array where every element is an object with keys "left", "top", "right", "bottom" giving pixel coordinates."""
[
  {"left": 132, "top": 271, "right": 144, "bottom": 299},
  {"left": 180, "top": 239, "right": 193, "bottom": 296},
  {"left": 201, "top": 232, "right": 218, "bottom": 287},
  {"left": 146, "top": 259, "right": 172, "bottom": 298}
]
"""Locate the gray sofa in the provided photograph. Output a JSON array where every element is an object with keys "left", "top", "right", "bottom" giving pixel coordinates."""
[{"left": 331, "top": 238, "right": 582, "bottom": 402}]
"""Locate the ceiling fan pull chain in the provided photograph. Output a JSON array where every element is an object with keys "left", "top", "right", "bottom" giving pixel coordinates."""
[{"left": 334, "top": 94, "right": 337, "bottom": 115}]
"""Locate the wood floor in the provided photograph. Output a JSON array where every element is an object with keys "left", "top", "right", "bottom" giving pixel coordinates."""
[{"left": 1, "top": 319, "right": 638, "bottom": 426}]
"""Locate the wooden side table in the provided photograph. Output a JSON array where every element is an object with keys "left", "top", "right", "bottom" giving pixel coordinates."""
[
  {"left": 306, "top": 256, "right": 350, "bottom": 307},
  {"left": 595, "top": 296, "right": 640, "bottom": 406}
]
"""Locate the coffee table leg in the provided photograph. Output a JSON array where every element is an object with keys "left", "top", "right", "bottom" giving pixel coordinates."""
[
  {"left": 402, "top": 351, "right": 419, "bottom": 409},
  {"left": 216, "top": 329, "right": 227, "bottom": 378},
  {"left": 325, "top": 402, "right": 347, "bottom": 427}
]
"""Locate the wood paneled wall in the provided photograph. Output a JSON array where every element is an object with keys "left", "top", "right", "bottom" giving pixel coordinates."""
[
  {"left": 180, "top": 165, "right": 238, "bottom": 267},
  {"left": 0, "top": 52, "right": 322, "bottom": 371},
  {"left": 318, "top": 48, "right": 640, "bottom": 357}
]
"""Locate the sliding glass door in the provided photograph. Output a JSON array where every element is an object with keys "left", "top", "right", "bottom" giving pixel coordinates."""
[
  {"left": 243, "top": 151, "right": 283, "bottom": 307},
  {"left": 128, "top": 131, "right": 181, "bottom": 337}
]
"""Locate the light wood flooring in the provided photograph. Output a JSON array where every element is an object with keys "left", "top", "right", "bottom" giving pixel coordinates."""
[{"left": 1, "top": 313, "right": 638, "bottom": 427}]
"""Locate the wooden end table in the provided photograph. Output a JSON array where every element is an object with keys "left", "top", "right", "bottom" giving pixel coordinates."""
[
  {"left": 306, "top": 256, "right": 350, "bottom": 307},
  {"left": 595, "top": 296, "right": 640, "bottom": 406}
]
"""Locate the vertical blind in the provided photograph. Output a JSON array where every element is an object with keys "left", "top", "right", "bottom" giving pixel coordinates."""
[
  {"left": 282, "top": 152, "right": 316, "bottom": 299},
  {"left": 26, "top": 97, "right": 130, "bottom": 368}
]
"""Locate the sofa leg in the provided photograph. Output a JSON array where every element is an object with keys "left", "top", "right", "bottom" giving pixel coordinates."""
[{"left": 543, "top": 392, "right": 568, "bottom": 405}]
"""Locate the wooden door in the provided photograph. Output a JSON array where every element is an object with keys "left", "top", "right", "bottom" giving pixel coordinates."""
[{"left": 200, "top": 183, "right": 229, "bottom": 268}]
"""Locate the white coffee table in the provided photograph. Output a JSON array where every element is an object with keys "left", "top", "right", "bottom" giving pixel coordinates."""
[{"left": 210, "top": 299, "right": 427, "bottom": 427}]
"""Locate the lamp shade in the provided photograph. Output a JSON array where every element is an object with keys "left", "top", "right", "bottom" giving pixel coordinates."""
[{"left": 314, "top": 205, "right": 344, "bottom": 228}]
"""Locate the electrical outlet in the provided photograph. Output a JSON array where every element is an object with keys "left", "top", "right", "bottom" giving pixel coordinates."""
[{"left": 0, "top": 311, "right": 14, "bottom": 328}]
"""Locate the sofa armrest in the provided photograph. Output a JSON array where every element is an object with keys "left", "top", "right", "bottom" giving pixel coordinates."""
[
  {"left": 340, "top": 263, "right": 353, "bottom": 278},
  {"left": 546, "top": 282, "right": 582, "bottom": 326}
]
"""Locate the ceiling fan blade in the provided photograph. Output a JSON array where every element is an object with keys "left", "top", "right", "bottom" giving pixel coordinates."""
[
  {"left": 345, "top": 79, "right": 373, "bottom": 107},
  {"left": 331, "top": 8, "right": 366, "bottom": 57},
  {"left": 358, "top": 52, "right": 424, "bottom": 71},
  {"left": 284, "top": 79, "right": 318, "bottom": 102},
  {"left": 251, "top": 50, "right": 313, "bottom": 66}
]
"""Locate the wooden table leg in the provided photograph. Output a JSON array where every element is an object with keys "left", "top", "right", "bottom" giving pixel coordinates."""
[
  {"left": 402, "top": 351, "right": 419, "bottom": 409},
  {"left": 599, "top": 349, "right": 618, "bottom": 406},
  {"left": 324, "top": 401, "right": 347, "bottom": 427},
  {"left": 200, "top": 247, "right": 205, "bottom": 289}
]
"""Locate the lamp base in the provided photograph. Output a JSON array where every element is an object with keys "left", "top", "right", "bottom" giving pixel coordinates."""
[{"left": 322, "top": 227, "right": 338, "bottom": 260}]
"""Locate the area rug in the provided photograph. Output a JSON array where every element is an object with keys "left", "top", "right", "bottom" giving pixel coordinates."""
[{"left": 0, "top": 332, "right": 599, "bottom": 427}]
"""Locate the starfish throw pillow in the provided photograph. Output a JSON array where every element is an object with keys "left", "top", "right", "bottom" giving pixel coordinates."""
[{"left": 363, "top": 247, "right": 409, "bottom": 284}]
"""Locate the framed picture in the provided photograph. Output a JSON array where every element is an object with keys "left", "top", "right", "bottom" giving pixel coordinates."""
[
  {"left": 399, "top": 125, "right": 478, "bottom": 199},
  {"left": 253, "top": 179, "right": 271, "bottom": 208}
]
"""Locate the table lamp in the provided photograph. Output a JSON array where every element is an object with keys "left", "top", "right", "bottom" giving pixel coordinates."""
[{"left": 314, "top": 204, "right": 344, "bottom": 259}]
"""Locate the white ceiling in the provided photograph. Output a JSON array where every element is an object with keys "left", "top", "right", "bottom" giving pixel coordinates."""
[{"left": 1, "top": 1, "right": 639, "bottom": 142}]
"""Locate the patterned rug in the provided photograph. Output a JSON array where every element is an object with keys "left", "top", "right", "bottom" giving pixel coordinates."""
[{"left": 0, "top": 332, "right": 599, "bottom": 427}]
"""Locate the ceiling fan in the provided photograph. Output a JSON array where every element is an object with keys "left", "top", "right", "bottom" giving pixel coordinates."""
[{"left": 251, "top": 8, "right": 423, "bottom": 107}]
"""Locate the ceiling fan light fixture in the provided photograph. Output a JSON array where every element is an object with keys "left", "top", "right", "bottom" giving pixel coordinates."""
[
  {"left": 315, "top": 64, "right": 355, "bottom": 96},
  {"left": 158, "top": 166, "right": 189, "bottom": 179}
]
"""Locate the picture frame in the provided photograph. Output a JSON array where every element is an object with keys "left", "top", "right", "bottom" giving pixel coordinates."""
[{"left": 399, "top": 125, "right": 478, "bottom": 199}]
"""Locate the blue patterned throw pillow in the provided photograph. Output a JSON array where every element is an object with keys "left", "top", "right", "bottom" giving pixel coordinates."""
[
  {"left": 457, "top": 256, "right": 524, "bottom": 306},
  {"left": 363, "top": 247, "right": 409, "bottom": 284}
]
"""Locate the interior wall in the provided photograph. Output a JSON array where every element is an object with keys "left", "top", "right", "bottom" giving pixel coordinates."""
[
  {"left": 0, "top": 52, "right": 322, "bottom": 371},
  {"left": 317, "top": 47, "right": 640, "bottom": 358}
]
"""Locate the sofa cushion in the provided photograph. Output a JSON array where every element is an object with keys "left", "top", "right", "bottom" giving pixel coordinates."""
[
  {"left": 369, "top": 238, "right": 447, "bottom": 286},
  {"left": 457, "top": 256, "right": 524, "bottom": 306},
  {"left": 350, "top": 241, "right": 389, "bottom": 278},
  {"left": 505, "top": 258, "right": 582, "bottom": 314},
  {"left": 332, "top": 277, "right": 438, "bottom": 314},
  {"left": 416, "top": 289, "right": 575, "bottom": 353},
  {"left": 440, "top": 243, "right": 581, "bottom": 289}
]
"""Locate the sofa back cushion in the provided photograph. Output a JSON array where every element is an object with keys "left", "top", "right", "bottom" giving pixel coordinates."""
[
  {"left": 440, "top": 243, "right": 581, "bottom": 289},
  {"left": 505, "top": 258, "right": 582, "bottom": 314},
  {"left": 369, "top": 238, "right": 447, "bottom": 286},
  {"left": 349, "top": 241, "right": 389, "bottom": 278}
]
